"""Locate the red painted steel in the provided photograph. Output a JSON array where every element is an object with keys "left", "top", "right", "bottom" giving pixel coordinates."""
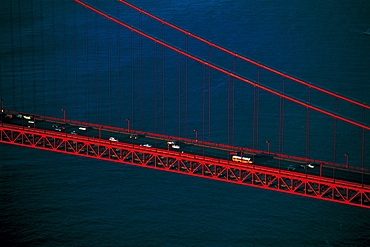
[
  {"left": 74, "top": 0, "right": 370, "bottom": 131},
  {"left": 1, "top": 124, "right": 369, "bottom": 208},
  {"left": 4, "top": 109, "right": 367, "bottom": 173},
  {"left": 117, "top": 0, "right": 370, "bottom": 110},
  {"left": 4, "top": 109, "right": 369, "bottom": 175},
  {"left": 2, "top": 1, "right": 368, "bottom": 211}
]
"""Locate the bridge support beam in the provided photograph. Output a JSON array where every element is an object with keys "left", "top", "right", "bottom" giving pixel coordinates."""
[{"left": 1, "top": 125, "right": 370, "bottom": 208}]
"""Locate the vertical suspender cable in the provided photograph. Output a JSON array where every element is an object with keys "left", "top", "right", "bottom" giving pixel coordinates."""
[
  {"left": 76, "top": 1, "right": 370, "bottom": 130},
  {"left": 86, "top": 4, "right": 89, "bottom": 123},
  {"left": 40, "top": 0, "right": 45, "bottom": 116},
  {"left": 63, "top": 3, "right": 67, "bottom": 114},
  {"left": 252, "top": 84, "right": 256, "bottom": 148},
  {"left": 185, "top": 35, "right": 189, "bottom": 138},
  {"left": 117, "top": 15, "right": 121, "bottom": 126},
  {"left": 31, "top": 0, "right": 36, "bottom": 113},
  {"left": 18, "top": 0, "right": 24, "bottom": 111},
  {"left": 95, "top": 11, "right": 99, "bottom": 123},
  {"left": 208, "top": 47, "right": 212, "bottom": 141},
  {"left": 279, "top": 79, "right": 285, "bottom": 154},
  {"left": 361, "top": 110, "right": 365, "bottom": 176},
  {"left": 139, "top": 13, "right": 142, "bottom": 130},
  {"left": 0, "top": 39, "right": 2, "bottom": 105},
  {"left": 202, "top": 62, "right": 207, "bottom": 141},
  {"left": 108, "top": 20, "right": 111, "bottom": 126},
  {"left": 131, "top": 30, "right": 135, "bottom": 129},
  {"left": 117, "top": 0, "right": 370, "bottom": 111},
  {"left": 178, "top": 53, "right": 181, "bottom": 137},
  {"left": 232, "top": 57, "right": 235, "bottom": 145},
  {"left": 227, "top": 58, "right": 235, "bottom": 146},
  {"left": 52, "top": 1, "right": 56, "bottom": 113},
  {"left": 154, "top": 42, "right": 157, "bottom": 133},
  {"left": 10, "top": 0, "right": 14, "bottom": 108},
  {"left": 333, "top": 99, "right": 338, "bottom": 163},
  {"left": 11, "top": 0, "right": 15, "bottom": 109},
  {"left": 256, "top": 69, "right": 260, "bottom": 150},
  {"left": 162, "top": 24, "right": 165, "bottom": 134},
  {"left": 227, "top": 72, "right": 231, "bottom": 145},
  {"left": 253, "top": 69, "right": 260, "bottom": 149},
  {"left": 74, "top": 1, "right": 78, "bottom": 118},
  {"left": 306, "top": 88, "right": 311, "bottom": 158}
]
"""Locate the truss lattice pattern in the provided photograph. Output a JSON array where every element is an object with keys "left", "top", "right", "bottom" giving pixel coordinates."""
[{"left": 1, "top": 125, "right": 369, "bottom": 208}]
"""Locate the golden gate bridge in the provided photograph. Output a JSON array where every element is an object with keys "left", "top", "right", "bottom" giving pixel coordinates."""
[{"left": 1, "top": 0, "right": 369, "bottom": 208}]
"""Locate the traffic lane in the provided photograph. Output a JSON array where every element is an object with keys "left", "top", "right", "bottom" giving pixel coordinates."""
[
  {"left": 3, "top": 114, "right": 370, "bottom": 185},
  {"left": 240, "top": 156, "right": 370, "bottom": 185},
  {"left": 321, "top": 166, "right": 370, "bottom": 185}
]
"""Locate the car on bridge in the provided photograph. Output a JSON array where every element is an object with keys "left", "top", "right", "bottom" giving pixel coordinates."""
[
  {"left": 232, "top": 155, "right": 253, "bottom": 164},
  {"left": 167, "top": 141, "right": 180, "bottom": 149},
  {"left": 300, "top": 163, "right": 316, "bottom": 169},
  {"left": 307, "top": 163, "right": 316, "bottom": 168},
  {"left": 171, "top": 145, "right": 180, "bottom": 149},
  {"left": 52, "top": 124, "right": 66, "bottom": 130},
  {"left": 287, "top": 164, "right": 298, "bottom": 171},
  {"left": 109, "top": 136, "right": 119, "bottom": 142},
  {"left": 130, "top": 134, "right": 145, "bottom": 139}
]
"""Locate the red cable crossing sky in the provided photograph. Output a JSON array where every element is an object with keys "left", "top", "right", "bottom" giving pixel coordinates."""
[
  {"left": 118, "top": 0, "right": 370, "bottom": 110},
  {"left": 74, "top": 0, "right": 370, "bottom": 130}
]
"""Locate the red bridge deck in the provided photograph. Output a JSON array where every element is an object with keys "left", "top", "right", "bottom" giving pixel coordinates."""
[{"left": 1, "top": 111, "right": 369, "bottom": 208}]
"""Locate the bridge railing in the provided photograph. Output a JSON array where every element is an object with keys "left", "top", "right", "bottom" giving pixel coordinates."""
[
  {"left": 2, "top": 117, "right": 370, "bottom": 191},
  {"left": 2, "top": 109, "right": 369, "bottom": 174}
]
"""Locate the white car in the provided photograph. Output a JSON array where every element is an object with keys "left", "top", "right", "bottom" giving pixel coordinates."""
[
  {"left": 300, "top": 163, "right": 315, "bottom": 169},
  {"left": 141, "top": 144, "right": 152, "bottom": 147},
  {"left": 109, "top": 137, "right": 118, "bottom": 142},
  {"left": 78, "top": 127, "right": 87, "bottom": 131},
  {"left": 171, "top": 144, "right": 180, "bottom": 149},
  {"left": 307, "top": 163, "right": 316, "bottom": 168}
]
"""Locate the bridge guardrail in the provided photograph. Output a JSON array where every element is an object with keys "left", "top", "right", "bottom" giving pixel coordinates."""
[{"left": 2, "top": 109, "right": 370, "bottom": 175}]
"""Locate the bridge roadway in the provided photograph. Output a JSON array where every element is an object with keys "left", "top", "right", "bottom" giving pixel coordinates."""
[{"left": 1, "top": 112, "right": 369, "bottom": 187}]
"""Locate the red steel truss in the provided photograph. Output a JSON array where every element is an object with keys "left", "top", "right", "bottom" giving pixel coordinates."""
[{"left": 1, "top": 124, "right": 370, "bottom": 208}]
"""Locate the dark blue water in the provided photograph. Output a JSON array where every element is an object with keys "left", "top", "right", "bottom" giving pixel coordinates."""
[{"left": 1, "top": 0, "right": 370, "bottom": 246}]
